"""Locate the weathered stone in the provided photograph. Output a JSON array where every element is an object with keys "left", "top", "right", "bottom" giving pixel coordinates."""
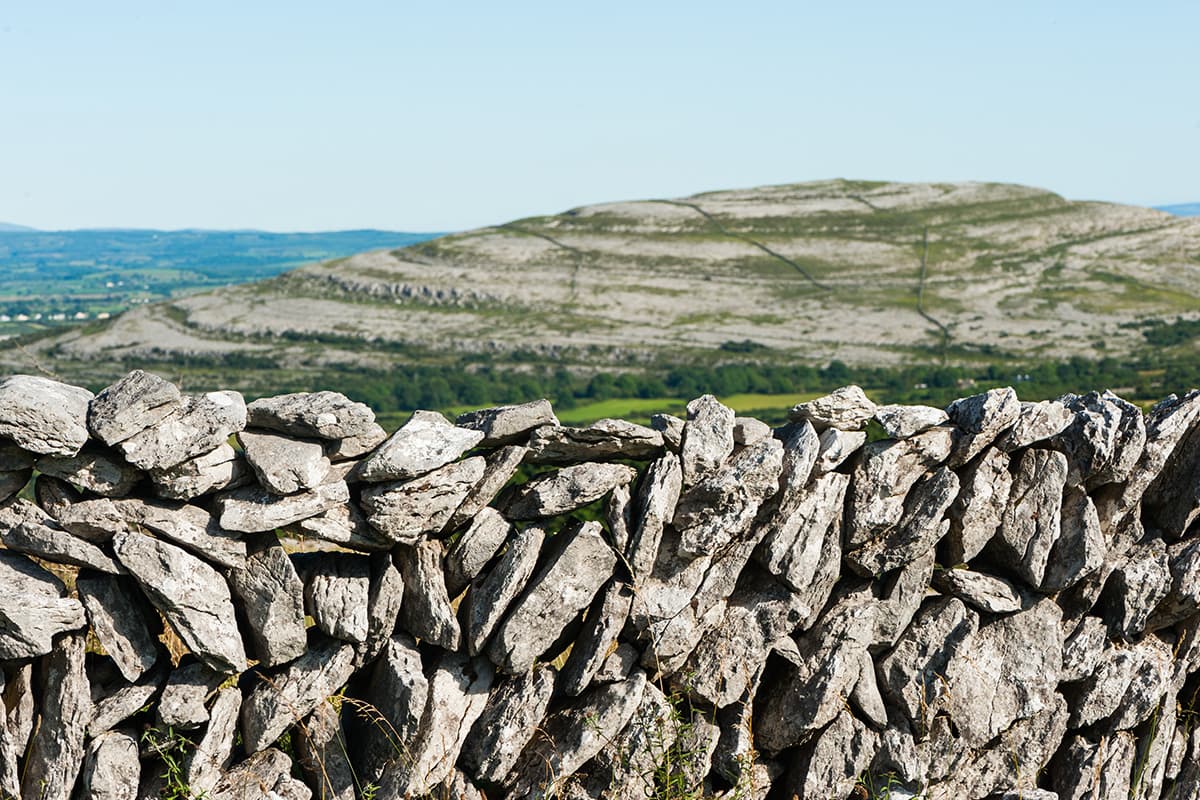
[
  {"left": 88, "top": 667, "right": 165, "bottom": 737},
  {"left": 0, "top": 375, "right": 93, "bottom": 456},
  {"left": 447, "top": 444, "right": 526, "bottom": 531},
  {"left": 360, "top": 457, "right": 483, "bottom": 541},
  {"left": 526, "top": 418, "right": 663, "bottom": 463},
  {"left": 88, "top": 370, "right": 182, "bottom": 445},
  {"left": 350, "top": 633, "right": 428, "bottom": 786},
  {"left": 211, "top": 748, "right": 307, "bottom": 800},
  {"left": 846, "top": 427, "right": 954, "bottom": 548},
  {"left": 297, "top": 552, "right": 371, "bottom": 644},
  {"left": 849, "top": 649, "right": 889, "bottom": 729},
  {"left": 505, "top": 461, "right": 636, "bottom": 520},
  {"left": 605, "top": 480, "right": 632, "bottom": 552},
  {"left": 117, "top": 497, "right": 247, "bottom": 569},
  {"left": 1106, "top": 540, "right": 1172, "bottom": 638},
  {"left": 445, "top": 507, "right": 510, "bottom": 597},
  {"left": 113, "top": 531, "right": 247, "bottom": 673},
  {"left": 237, "top": 429, "right": 331, "bottom": 495},
  {"left": 460, "top": 665, "right": 556, "bottom": 784},
  {"left": 756, "top": 470, "right": 849, "bottom": 594},
  {"left": 0, "top": 467, "right": 29, "bottom": 502},
  {"left": 847, "top": 466, "right": 958, "bottom": 577},
  {"left": 283, "top": 500, "right": 391, "bottom": 552},
  {"left": 994, "top": 448, "right": 1069, "bottom": 587},
  {"left": 1147, "top": 538, "right": 1200, "bottom": 631},
  {"left": 943, "top": 693, "right": 1068, "bottom": 798},
  {"left": 945, "top": 598, "right": 1063, "bottom": 746},
  {"left": 812, "top": 426, "right": 866, "bottom": 474},
  {"left": 54, "top": 496, "right": 128, "bottom": 541},
  {"left": 673, "top": 437, "right": 784, "bottom": 557},
  {"left": 456, "top": 399, "right": 559, "bottom": 446},
  {"left": 997, "top": 399, "right": 1074, "bottom": 451},
  {"left": 358, "top": 410, "right": 484, "bottom": 482},
  {"left": 295, "top": 700, "right": 356, "bottom": 800},
  {"left": 34, "top": 471, "right": 79, "bottom": 516},
  {"left": 755, "top": 596, "right": 878, "bottom": 751},
  {"left": 871, "top": 549, "right": 937, "bottom": 649},
  {"left": 877, "top": 597, "right": 979, "bottom": 735},
  {"left": 1055, "top": 390, "right": 1147, "bottom": 488},
  {"left": 397, "top": 539, "right": 461, "bottom": 650},
  {"left": 148, "top": 443, "right": 252, "bottom": 500},
  {"left": 36, "top": 450, "right": 142, "bottom": 497},
  {"left": 1042, "top": 484, "right": 1105, "bottom": 592},
  {"left": 158, "top": 661, "right": 224, "bottom": 729},
  {"left": 625, "top": 452, "right": 683, "bottom": 581},
  {"left": 246, "top": 390, "right": 376, "bottom": 439},
  {"left": 650, "top": 412, "right": 685, "bottom": 451},
  {"left": 465, "top": 523, "right": 545, "bottom": 654},
  {"left": 227, "top": 535, "right": 308, "bottom": 667},
  {"left": 875, "top": 404, "right": 948, "bottom": 439},
  {"left": 1061, "top": 615, "right": 1108, "bottom": 683},
  {"left": 81, "top": 729, "right": 140, "bottom": 800},
  {"left": 588, "top": 680, "right": 676, "bottom": 799},
  {"left": 217, "top": 478, "right": 349, "bottom": 533},
  {"left": 118, "top": 390, "right": 246, "bottom": 471},
  {"left": 931, "top": 567, "right": 1022, "bottom": 614},
  {"left": 945, "top": 386, "right": 1020, "bottom": 466},
  {"left": 0, "top": 550, "right": 86, "bottom": 659},
  {"left": 596, "top": 642, "right": 639, "bottom": 684},
  {"left": 1070, "top": 635, "right": 1174, "bottom": 730},
  {"left": 378, "top": 652, "right": 494, "bottom": 797},
  {"left": 508, "top": 672, "right": 647, "bottom": 799},
  {"left": 489, "top": 520, "right": 617, "bottom": 674},
  {"left": 3, "top": 519, "right": 122, "bottom": 572},
  {"left": 561, "top": 581, "right": 634, "bottom": 696},
  {"left": 323, "top": 421, "right": 388, "bottom": 461},
  {"left": 1052, "top": 732, "right": 1138, "bottom": 800},
  {"left": 0, "top": 439, "right": 35, "bottom": 471},
  {"left": 77, "top": 571, "right": 160, "bottom": 682},
  {"left": 1125, "top": 389, "right": 1200, "bottom": 537},
  {"left": 680, "top": 394, "right": 735, "bottom": 485},
  {"left": 783, "top": 708, "right": 879, "bottom": 800},
  {"left": 789, "top": 385, "right": 876, "bottom": 431},
  {"left": 0, "top": 664, "right": 34, "bottom": 796},
  {"left": 732, "top": 415, "right": 773, "bottom": 445},
  {"left": 241, "top": 636, "right": 358, "bottom": 753},
  {"left": 21, "top": 632, "right": 92, "bottom": 800},
  {"left": 182, "top": 686, "right": 242, "bottom": 795}
]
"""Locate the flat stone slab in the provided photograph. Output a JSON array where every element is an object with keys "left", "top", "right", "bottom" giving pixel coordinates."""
[
  {"left": 217, "top": 479, "right": 350, "bottom": 533},
  {"left": 460, "top": 666, "right": 556, "bottom": 784},
  {"left": 238, "top": 429, "right": 331, "bottom": 495},
  {"left": 446, "top": 444, "right": 526, "bottom": 531},
  {"left": 931, "top": 567, "right": 1022, "bottom": 614},
  {"left": 3, "top": 519, "right": 122, "bottom": 573},
  {"left": 445, "top": 507, "right": 510, "bottom": 597},
  {"left": 874, "top": 404, "right": 948, "bottom": 439},
  {"left": 525, "top": 419, "right": 664, "bottom": 464},
  {"left": 789, "top": 385, "right": 876, "bottom": 431},
  {"left": 20, "top": 632, "right": 92, "bottom": 800},
  {"left": 0, "top": 550, "right": 87, "bottom": 660},
  {"left": 116, "top": 497, "right": 248, "bottom": 570},
  {"left": 456, "top": 399, "right": 559, "bottom": 446},
  {"left": 360, "top": 456, "right": 485, "bottom": 542},
  {"left": 118, "top": 390, "right": 247, "bottom": 471},
  {"left": 284, "top": 501, "right": 392, "bottom": 552},
  {"left": 148, "top": 443, "right": 252, "bottom": 501},
  {"left": 357, "top": 410, "right": 484, "bottom": 482},
  {"left": 465, "top": 523, "right": 546, "bottom": 655},
  {"left": 247, "top": 390, "right": 377, "bottom": 439},
  {"left": 0, "top": 375, "right": 93, "bottom": 456},
  {"left": 77, "top": 571, "right": 160, "bottom": 682},
  {"left": 158, "top": 661, "right": 224, "bottom": 730},
  {"left": 295, "top": 552, "right": 371, "bottom": 644},
  {"left": 82, "top": 729, "right": 141, "bottom": 800},
  {"left": 35, "top": 450, "right": 143, "bottom": 497},
  {"left": 228, "top": 536, "right": 308, "bottom": 667},
  {"left": 504, "top": 462, "right": 636, "bottom": 519},
  {"left": 88, "top": 370, "right": 182, "bottom": 446}
]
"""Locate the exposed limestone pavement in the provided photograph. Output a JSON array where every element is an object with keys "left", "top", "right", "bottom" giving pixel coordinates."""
[{"left": 0, "top": 372, "right": 1198, "bottom": 798}]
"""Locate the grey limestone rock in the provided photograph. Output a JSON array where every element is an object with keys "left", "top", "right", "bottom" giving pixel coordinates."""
[
  {"left": 356, "top": 551, "right": 405, "bottom": 666},
  {"left": 507, "top": 672, "right": 647, "bottom": 800},
  {"left": 526, "top": 418, "right": 663, "bottom": 463},
  {"left": 21, "top": 632, "right": 92, "bottom": 800},
  {"left": 1042, "top": 483, "right": 1105, "bottom": 592},
  {"left": 241, "top": 636, "right": 358, "bottom": 753},
  {"left": 210, "top": 748, "right": 308, "bottom": 800},
  {"left": 605, "top": 480, "right": 632, "bottom": 552},
  {"left": 360, "top": 456, "right": 483, "bottom": 541},
  {"left": 1061, "top": 615, "right": 1108, "bottom": 683},
  {"left": 930, "top": 567, "right": 1022, "bottom": 614},
  {"left": 352, "top": 633, "right": 428, "bottom": 786},
  {"left": 846, "top": 466, "right": 958, "bottom": 577},
  {"left": 871, "top": 549, "right": 938, "bottom": 649},
  {"left": 846, "top": 427, "right": 954, "bottom": 548},
  {"left": 465, "top": 523, "right": 545, "bottom": 655},
  {"left": 0, "top": 374, "right": 93, "bottom": 456},
  {"left": 997, "top": 399, "right": 1074, "bottom": 451},
  {"left": 812, "top": 426, "right": 867, "bottom": 474},
  {"left": 227, "top": 535, "right": 308, "bottom": 667},
  {"left": 358, "top": 410, "right": 484, "bottom": 482},
  {"left": 1106, "top": 540, "right": 1172, "bottom": 638},
  {"left": 118, "top": 390, "right": 246, "bottom": 471},
  {"left": 299, "top": 552, "right": 371, "bottom": 644},
  {"left": 460, "top": 665, "right": 556, "bottom": 784},
  {"left": 789, "top": 385, "right": 876, "bottom": 431},
  {"left": 1124, "top": 388, "right": 1200, "bottom": 537},
  {"left": 756, "top": 468, "right": 848, "bottom": 593},
  {"left": 945, "top": 386, "right": 1020, "bottom": 466},
  {"left": 36, "top": 450, "right": 142, "bottom": 497},
  {"left": 237, "top": 429, "right": 331, "bottom": 495},
  {"left": 1146, "top": 537, "right": 1200, "bottom": 631},
  {"left": 994, "top": 447, "right": 1069, "bottom": 587},
  {"left": 113, "top": 531, "right": 247, "bottom": 673},
  {"left": 88, "top": 370, "right": 181, "bottom": 446},
  {"left": 247, "top": 390, "right": 377, "bottom": 439},
  {"left": 81, "top": 729, "right": 141, "bottom": 800},
  {"left": 295, "top": 700, "right": 356, "bottom": 800},
  {"left": 447, "top": 444, "right": 526, "bottom": 531},
  {"left": 118, "top": 497, "right": 247, "bottom": 569},
  {"left": 182, "top": 686, "right": 242, "bottom": 796},
  {"left": 0, "top": 549, "right": 86, "bottom": 660},
  {"left": 323, "top": 421, "right": 388, "bottom": 461},
  {"left": 488, "top": 520, "right": 617, "bottom": 674},
  {"left": 1070, "top": 635, "right": 1174, "bottom": 731},
  {"left": 77, "top": 571, "right": 160, "bottom": 682},
  {"left": 149, "top": 443, "right": 252, "bottom": 500},
  {"left": 625, "top": 451, "right": 683, "bottom": 580},
  {"left": 733, "top": 415, "right": 773, "bottom": 445},
  {"left": 1052, "top": 732, "right": 1138, "bottom": 800},
  {"left": 849, "top": 649, "right": 889, "bottom": 729},
  {"left": 456, "top": 399, "right": 559, "bottom": 446},
  {"left": 560, "top": 580, "right": 634, "bottom": 696},
  {"left": 158, "top": 661, "right": 224, "bottom": 730},
  {"left": 397, "top": 538, "right": 461, "bottom": 650},
  {"left": 1055, "top": 390, "right": 1147, "bottom": 488},
  {"left": 0, "top": 440, "right": 34, "bottom": 471},
  {"left": 218, "top": 478, "right": 349, "bottom": 533},
  {"left": 680, "top": 394, "right": 735, "bottom": 485},
  {"left": 504, "top": 461, "right": 636, "bottom": 520},
  {"left": 0, "top": 467, "right": 29, "bottom": 503},
  {"left": 588, "top": 680, "right": 676, "bottom": 799},
  {"left": 87, "top": 668, "right": 166, "bottom": 737},
  {"left": 3, "top": 518, "right": 122, "bottom": 572},
  {"left": 874, "top": 404, "right": 948, "bottom": 439},
  {"left": 445, "top": 506, "right": 510, "bottom": 597},
  {"left": 650, "top": 412, "right": 685, "bottom": 451},
  {"left": 783, "top": 708, "right": 879, "bottom": 800},
  {"left": 283, "top": 500, "right": 391, "bottom": 552}
]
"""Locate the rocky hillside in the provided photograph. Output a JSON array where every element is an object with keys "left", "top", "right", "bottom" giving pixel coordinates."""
[{"left": 7, "top": 180, "right": 1200, "bottom": 394}]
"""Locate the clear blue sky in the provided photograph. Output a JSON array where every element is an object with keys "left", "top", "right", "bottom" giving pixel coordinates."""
[{"left": 1, "top": 1, "right": 1196, "bottom": 231}]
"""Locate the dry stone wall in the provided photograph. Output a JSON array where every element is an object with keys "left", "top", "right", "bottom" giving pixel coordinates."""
[{"left": 0, "top": 371, "right": 1199, "bottom": 799}]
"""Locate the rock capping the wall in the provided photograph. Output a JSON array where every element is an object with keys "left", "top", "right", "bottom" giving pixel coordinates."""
[{"left": 0, "top": 370, "right": 1199, "bottom": 799}]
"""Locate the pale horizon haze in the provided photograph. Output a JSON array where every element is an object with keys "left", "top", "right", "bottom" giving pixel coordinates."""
[{"left": 1, "top": 1, "right": 1196, "bottom": 232}]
